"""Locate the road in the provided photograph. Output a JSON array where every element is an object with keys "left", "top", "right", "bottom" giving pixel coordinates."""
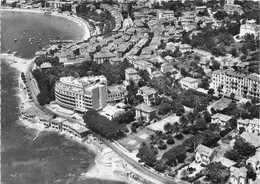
[{"left": 25, "top": 60, "right": 187, "bottom": 184}]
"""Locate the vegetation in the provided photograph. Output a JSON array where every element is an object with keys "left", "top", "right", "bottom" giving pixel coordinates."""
[{"left": 83, "top": 109, "right": 125, "bottom": 140}]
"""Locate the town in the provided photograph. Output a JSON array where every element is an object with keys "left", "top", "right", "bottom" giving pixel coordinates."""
[{"left": 3, "top": 0, "right": 260, "bottom": 183}]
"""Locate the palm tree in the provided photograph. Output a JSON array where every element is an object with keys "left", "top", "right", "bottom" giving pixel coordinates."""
[{"left": 163, "top": 122, "right": 173, "bottom": 134}]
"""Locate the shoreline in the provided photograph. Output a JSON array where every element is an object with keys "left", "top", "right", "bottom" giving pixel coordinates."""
[
  {"left": 1, "top": 54, "right": 137, "bottom": 184},
  {"left": 1, "top": 7, "right": 90, "bottom": 41}
]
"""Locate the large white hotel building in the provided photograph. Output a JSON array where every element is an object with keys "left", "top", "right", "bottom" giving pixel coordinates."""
[
  {"left": 212, "top": 69, "right": 260, "bottom": 100},
  {"left": 55, "top": 75, "right": 108, "bottom": 112}
]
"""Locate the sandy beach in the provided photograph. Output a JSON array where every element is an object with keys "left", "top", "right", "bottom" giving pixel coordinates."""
[{"left": 1, "top": 8, "right": 90, "bottom": 40}]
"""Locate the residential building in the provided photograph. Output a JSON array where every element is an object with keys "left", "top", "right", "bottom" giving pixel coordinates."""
[
  {"left": 125, "top": 68, "right": 140, "bottom": 82},
  {"left": 240, "top": 19, "right": 260, "bottom": 38},
  {"left": 55, "top": 75, "right": 107, "bottom": 112},
  {"left": 93, "top": 52, "right": 117, "bottom": 64},
  {"left": 157, "top": 10, "right": 175, "bottom": 20},
  {"left": 99, "top": 105, "right": 125, "bottom": 120},
  {"left": 246, "top": 152, "right": 260, "bottom": 173},
  {"left": 36, "top": 114, "right": 52, "bottom": 128},
  {"left": 195, "top": 6, "right": 207, "bottom": 14},
  {"left": 240, "top": 132, "right": 260, "bottom": 148},
  {"left": 137, "top": 86, "right": 158, "bottom": 106},
  {"left": 62, "top": 120, "right": 91, "bottom": 139},
  {"left": 107, "top": 85, "right": 127, "bottom": 103},
  {"left": 229, "top": 166, "right": 247, "bottom": 184},
  {"left": 211, "top": 113, "right": 232, "bottom": 127},
  {"left": 237, "top": 118, "right": 260, "bottom": 135},
  {"left": 161, "top": 63, "right": 174, "bottom": 73},
  {"left": 135, "top": 103, "right": 156, "bottom": 122},
  {"left": 212, "top": 69, "right": 260, "bottom": 100},
  {"left": 213, "top": 156, "right": 236, "bottom": 168},
  {"left": 224, "top": 0, "right": 243, "bottom": 14},
  {"left": 180, "top": 77, "right": 199, "bottom": 90},
  {"left": 195, "top": 144, "right": 216, "bottom": 165}
]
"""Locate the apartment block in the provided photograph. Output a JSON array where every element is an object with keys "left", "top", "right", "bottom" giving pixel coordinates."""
[
  {"left": 212, "top": 69, "right": 260, "bottom": 100},
  {"left": 55, "top": 75, "right": 107, "bottom": 112}
]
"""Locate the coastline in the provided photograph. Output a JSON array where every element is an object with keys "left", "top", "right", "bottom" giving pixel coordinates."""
[
  {"left": 1, "top": 8, "right": 90, "bottom": 41},
  {"left": 1, "top": 54, "right": 136, "bottom": 184}
]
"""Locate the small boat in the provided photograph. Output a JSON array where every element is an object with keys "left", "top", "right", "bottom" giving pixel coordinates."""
[
  {"left": 32, "top": 37, "right": 35, "bottom": 40},
  {"left": 14, "top": 38, "right": 18, "bottom": 42},
  {"left": 13, "top": 51, "right": 18, "bottom": 55},
  {"left": 7, "top": 50, "right": 11, "bottom": 54},
  {"left": 20, "top": 36, "right": 23, "bottom": 39},
  {"left": 29, "top": 38, "right": 32, "bottom": 42},
  {"left": 29, "top": 42, "right": 32, "bottom": 45},
  {"left": 23, "top": 32, "right": 26, "bottom": 35}
]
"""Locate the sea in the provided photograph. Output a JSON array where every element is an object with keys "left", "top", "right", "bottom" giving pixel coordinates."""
[{"left": 1, "top": 10, "right": 126, "bottom": 184}]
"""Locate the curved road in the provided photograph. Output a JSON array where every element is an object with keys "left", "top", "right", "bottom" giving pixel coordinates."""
[{"left": 25, "top": 60, "right": 187, "bottom": 184}]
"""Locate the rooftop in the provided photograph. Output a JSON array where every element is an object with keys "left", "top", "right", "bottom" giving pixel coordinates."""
[
  {"left": 139, "top": 86, "right": 157, "bottom": 95},
  {"left": 211, "top": 113, "right": 232, "bottom": 122},
  {"left": 135, "top": 103, "right": 156, "bottom": 113},
  {"left": 180, "top": 77, "right": 198, "bottom": 83},
  {"left": 241, "top": 132, "right": 260, "bottom": 148},
  {"left": 196, "top": 144, "right": 215, "bottom": 157},
  {"left": 125, "top": 68, "right": 138, "bottom": 74},
  {"left": 230, "top": 167, "right": 247, "bottom": 178}
]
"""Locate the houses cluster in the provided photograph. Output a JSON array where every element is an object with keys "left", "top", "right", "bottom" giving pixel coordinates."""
[{"left": 20, "top": 107, "right": 91, "bottom": 139}]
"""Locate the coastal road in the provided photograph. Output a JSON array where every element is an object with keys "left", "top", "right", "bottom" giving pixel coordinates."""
[
  {"left": 24, "top": 60, "right": 186, "bottom": 184},
  {"left": 100, "top": 138, "right": 187, "bottom": 184}
]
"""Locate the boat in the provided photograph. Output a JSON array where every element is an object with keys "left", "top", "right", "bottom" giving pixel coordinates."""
[
  {"left": 32, "top": 37, "right": 35, "bottom": 40},
  {"left": 13, "top": 51, "right": 18, "bottom": 55},
  {"left": 29, "top": 38, "right": 32, "bottom": 42},
  {"left": 14, "top": 38, "right": 18, "bottom": 42},
  {"left": 23, "top": 32, "right": 26, "bottom": 35},
  {"left": 20, "top": 36, "right": 23, "bottom": 39},
  {"left": 29, "top": 42, "right": 32, "bottom": 45}
]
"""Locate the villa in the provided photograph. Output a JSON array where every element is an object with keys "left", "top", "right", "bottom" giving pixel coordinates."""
[
  {"left": 195, "top": 144, "right": 216, "bottom": 165},
  {"left": 240, "top": 19, "right": 260, "bottom": 38},
  {"left": 237, "top": 118, "right": 260, "bottom": 135},
  {"left": 99, "top": 104, "right": 125, "bottom": 120},
  {"left": 137, "top": 86, "right": 158, "bottom": 106},
  {"left": 107, "top": 85, "right": 127, "bottom": 103},
  {"left": 211, "top": 113, "right": 232, "bottom": 127},
  {"left": 229, "top": 166, "right": 248, "bottom": 184},
  {"left": 180, "top": 77, "right": 199, "bottom": 90},
  {"left": 135, "top": 103, "right": 156, "bottom": 122},
  {"left": 50, "top": 117, "right": 66, "bottom": 131},
  {"left": 125, "top": 68, "right": 140, "bottom": 82}
]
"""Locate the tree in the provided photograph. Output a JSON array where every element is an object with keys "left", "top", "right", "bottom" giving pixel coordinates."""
[
  {"left": 203, "top": 111, "right": 212, "bottom": 124},
  {"left": 158, "top": 140, "right": 167, "bottom": 150},
  {"left": 149, "top": 134, "right": 157, "bottom": 144},
  {"left": 224, "top": 149, "right": 240, "bottom": 162},
  {"left": 233, "top": 137, "right": 256, "bottom": 157},
  {"left": 230, "top": 92, "right": 235, "bottom": 102},
  {"left": 163, "top": 122, "right": 173, "bottom": 134},
  {"left": 230, "top": 48, "right": 238, "bottom": 57},
  {"left": 166, "top": 136, "right": 175, "bottom": 145},
  {"left": 205, "top": 162, "right": 230, "bottom": 184},
  {"left": 180, "top": 169, "right": 189, "bottom": 180},
  {"left": 207, "top": 88, "right": 215, "bottom": 96},
  {"left": 246, "top": 164, "right": 257, "bottom": 181}
]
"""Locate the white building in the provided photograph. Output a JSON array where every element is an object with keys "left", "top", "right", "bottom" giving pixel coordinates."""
[
  {"left": 137, "top": 86, "right": 158, "bottom": 106},
  {"left": 240, "top": 19, "right": 260, "bottom": 38},
  {"left": 107, "top": 85, "right": 127, "bottom": 103},
  {"left": 195, "top": 144, "right": 216, "bottom": 165},
  {"left": 55, "top": 75, "right": 107, "bottom": 112},
  {"left": 211, "top": 113, "right": 232, "bottom": 127},
  {"left": 180, "top": 77, "right": 199, "bottom": 90},
  {"left": 125, "top": 68, "right": 140, "bottom": 82},
  {"left": 212, "top": 69, "right": 260, "bottom": 100},
  {"left": 237, "top": 118, "right": 260, "bottom": 135},
  {"left": 99, "top": 105, "right": 125, "bottom": 120}
]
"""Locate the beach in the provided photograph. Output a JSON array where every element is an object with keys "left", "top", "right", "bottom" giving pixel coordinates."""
[
  {"left": 1, "top": 54, "right": 135, "bottom": 184},
  {"left": 1, "top": 8, "right": 90, "bottom": 41}
]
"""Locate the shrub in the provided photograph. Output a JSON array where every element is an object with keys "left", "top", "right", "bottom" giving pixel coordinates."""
[{"left": 175, "top": 133, "right": 184, "bottom": 140}]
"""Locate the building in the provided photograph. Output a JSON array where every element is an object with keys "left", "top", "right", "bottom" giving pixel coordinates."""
[
  {"left": 157, "top": 10, "right": 175, "bottom": 20},
  {"left": 212, "top": 69, "right": 260, "bottom": 100},
  {"left": 161, "top": 63, "right": 174, "bottom": 73},
  {"left": 137, "top": 86, "right": 158, "bottom": 106},
  {"left": 224, "top": 0, "right": 243, "bottom": 14},
  {"left": 246, "top": 152, "right": 260, "bottom": 173},
  {"left": 229, "top": 166, "right": 247, "bottom": 184},
  {"left": 125, "top": 68, "right": 140, "bottom": 82},
  {"left": 62, "top": 120, "right": 91, "bottom": 139},
  {"left": 50, "top": 117, "right": 66, "bottom": 131},
  {"left": 107, "top": 85, "right": 127, "bottom": 103},
  {"left": 99, "top": 105, "right": 125, "bottom": 120},
  {"left": 180, "top": 77, "right": 199, "bottom": 90},
  {"left": 55, "top": 75, "right": 107, "bottom": 112},
  {"left": 93, "top": 52, "right": 117, "bottom": 64},
  {"left": 240, "top": 132, "right": 260, "bottom": 148},
  {"left": 195, "top": 144, "right": 216, "bottom": 165},
  {"left": 36, "top": 114, "right": 52, "bottom": 128},
  {"left": 135, "top": 103, "right": 156, "bottom": 122},
  {"left": 237, "top": 118, "right": 260, "bottom": 135},
  {"left": 240, "top": 19, "right": 260, "bottom": 38},
  {"left": 211, "top": 113, "right": 232, "bottom": 127}
]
